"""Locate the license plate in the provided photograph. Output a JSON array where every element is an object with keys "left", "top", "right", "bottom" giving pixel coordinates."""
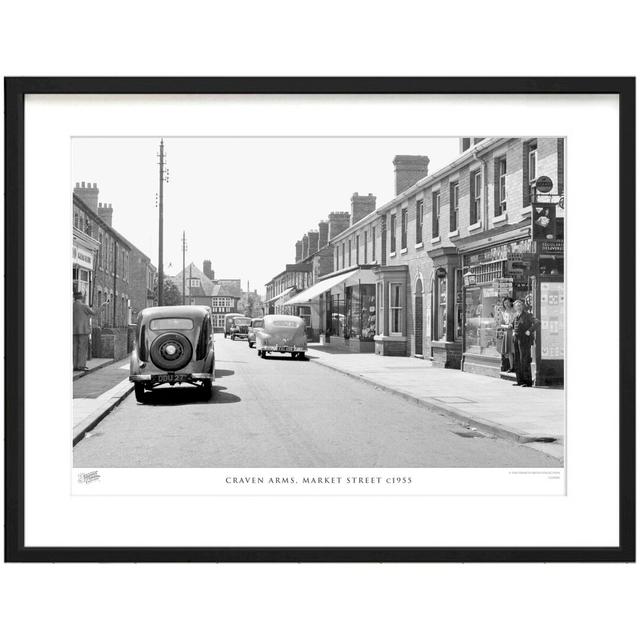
[
  {"left": 156, "top": 374, "right": 186, "bottom": 383},
  {"left": 279, "top": 346, "right": 294, "bottom": 352}
]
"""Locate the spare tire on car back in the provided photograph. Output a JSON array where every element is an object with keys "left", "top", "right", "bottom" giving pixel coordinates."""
[{"left": 149, "top": 333, "right": 192, "bottom": 371}]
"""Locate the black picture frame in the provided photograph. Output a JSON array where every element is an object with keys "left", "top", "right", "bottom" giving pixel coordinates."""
[{"left": 4, "top": 77, "right": 635, "bottom": 563}]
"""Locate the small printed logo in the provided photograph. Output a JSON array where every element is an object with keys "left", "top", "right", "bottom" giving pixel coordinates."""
[{"left": 78, "top": 470, "right": 101, "bottom": 484}]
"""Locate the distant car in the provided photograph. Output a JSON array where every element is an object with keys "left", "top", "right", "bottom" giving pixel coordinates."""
[
  {"left": 223, "top": 313, "right": 244, "bottom": 338},
  {"left": 129, "top": 305, "right": 215, "bottom": 402},
  {"left": 229, "top": 316, "right": 251, "bottom": 340},
  {"left": 247, "top": 317, "right": 264, "bottom": 348},
  {"left": 256, "top": 314, "right": 307, "bottom": 359}
]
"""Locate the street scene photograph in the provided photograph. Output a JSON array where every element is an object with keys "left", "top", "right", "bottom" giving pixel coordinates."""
[{"left": 72, "top": 136, "right": 565, "bottom": 470}]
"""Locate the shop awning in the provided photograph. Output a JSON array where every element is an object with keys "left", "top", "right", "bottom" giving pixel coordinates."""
[
  {"left": 266, "top": 287, "right": 295, "bottom": 304},
  {"left": 283, "top": 270, "right": 356, "bottom": 306}
]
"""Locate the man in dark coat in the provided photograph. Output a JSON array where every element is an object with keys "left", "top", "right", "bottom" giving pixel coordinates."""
[{"left": 512, "top": 299, "right": 540, "bottom": 387}]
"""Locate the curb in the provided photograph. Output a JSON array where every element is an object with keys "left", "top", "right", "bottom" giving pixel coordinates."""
[
  {"left": 73, "top": 358, "right": 116, "bottom": 381},
  {"left": 73, "top": 380, "right": 134, "bottom": 446},
  {"left": 307, "top": 354, "right": 563, "bottom": 452}
]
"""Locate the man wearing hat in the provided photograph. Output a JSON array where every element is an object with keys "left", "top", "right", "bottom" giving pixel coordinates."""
[{"left": 73, "top": 291, "right": 106, "bottom": 371}]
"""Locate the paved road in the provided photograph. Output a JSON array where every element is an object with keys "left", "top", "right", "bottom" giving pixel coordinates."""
[{"left": 74, "top": 335, "right": 561, "bottom": 468}]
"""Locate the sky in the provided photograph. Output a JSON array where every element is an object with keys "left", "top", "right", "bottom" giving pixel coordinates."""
[{"left": 72, "top": 137, "right": 460, "bottom": 296}]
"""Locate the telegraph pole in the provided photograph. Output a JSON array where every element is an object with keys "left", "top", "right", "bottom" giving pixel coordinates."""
[
  {"left": 157, "top": 139, "right": 167, "bottom": 305},
  {"left": 182, "top": 231, "right": 187, "bottom": 305}
]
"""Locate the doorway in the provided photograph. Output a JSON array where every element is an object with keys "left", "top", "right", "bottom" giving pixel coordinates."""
[{"left": 414, "top": 278, "right": 424, "bottom": 356}]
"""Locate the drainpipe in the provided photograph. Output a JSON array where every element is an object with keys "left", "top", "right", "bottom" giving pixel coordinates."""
[{"left": 473, "top": 149, "right": 489, "bottom": 230}]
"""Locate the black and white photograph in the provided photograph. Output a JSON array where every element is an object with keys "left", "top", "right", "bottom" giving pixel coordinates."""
[{"left": 71, "top": 135, "right": 566, "bottom": 480}]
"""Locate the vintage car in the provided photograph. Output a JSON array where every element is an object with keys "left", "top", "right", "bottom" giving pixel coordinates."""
[
  {"left": 129, "top": 305, "right": 215, "bottom": 402},
  {"left": 223, "top": 312, "right": 244, "bottom": 338},
  {"left": 247, "top": 317, "right": 264, "bottom": 348},
  {"left": 255, "top": 314, "right": 307, "bottom": 359},
  {"left": 229, "top": 316, "right": 251, "bottom": 340}
]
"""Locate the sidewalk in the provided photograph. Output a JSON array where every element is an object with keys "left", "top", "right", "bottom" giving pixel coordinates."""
[
  {"left": 73, "top": 358, "right": 133, "bottom": 445},
  {"left": 306, "top": 345, "right": 565, "bottom": 448},
  {"left": 72, "top": 357, "right": 114, "bottom": 381}
]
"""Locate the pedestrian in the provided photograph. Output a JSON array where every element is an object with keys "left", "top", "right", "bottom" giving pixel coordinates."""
[
  {"left": 497, "top": 296, "right": 516, "bottom": 372},
  {"left": 512, "top": 298, "right": 540, "bottom": 387},
  {"left": 73, "top": 291, "right": 105, "bottom": 371}
]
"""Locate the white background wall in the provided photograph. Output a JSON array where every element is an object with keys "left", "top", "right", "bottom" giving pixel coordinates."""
[{"left": 1, "top": 2, "right": 638, "bottom": 640}]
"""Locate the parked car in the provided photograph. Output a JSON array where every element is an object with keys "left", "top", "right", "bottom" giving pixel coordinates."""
[
  {"left": 256, "top": 314, "right": 307, "bottom": 359},
  {"left": 223, "top": 313, "right": 244, "bottom": 338},
  {"left": 229, "top": 316, "right": 251, "bottom": 340},
  {"left": 129, "top": 305, "right": 215, "bottom": 402},
  {"left": 247, "top": 317, "right": 264, "bottom": 348}
]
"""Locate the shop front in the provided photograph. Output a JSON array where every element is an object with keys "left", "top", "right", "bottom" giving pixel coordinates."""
[
  {"left": 286, "top": 266, "right": 378, "bottom": 352},
  {"left": 459, "top": 235, "right": 535, "bottom": 378},
  {"left": 72, "top": 230, "right": 99, "bottom": 303}
]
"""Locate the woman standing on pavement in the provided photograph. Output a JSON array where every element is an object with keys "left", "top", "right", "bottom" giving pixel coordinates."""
[{"left": 497, "top": 296, "right": 516, "bottom": 372}]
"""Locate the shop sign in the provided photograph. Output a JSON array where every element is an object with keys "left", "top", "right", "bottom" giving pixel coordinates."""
[
  {"left": 539, "top": 239, "right": 564, "bottom": 255},
  {"left": 73, "top": 246, "right": 94, "bottom": 269},
  {"left": 465, "top": 239, "right": 534, "bottom": 266},
  {"left": 535, "top": 175, "right": 553, "bottom": 193}
]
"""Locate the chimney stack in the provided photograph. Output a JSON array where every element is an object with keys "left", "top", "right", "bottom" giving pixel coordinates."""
[
  {"left": 351, "top": 192, "right": 376, "bottom": 225},
  {"left": 328, "top": 211, "right": 350, "bottom": 239},
  {"left": 308, "top": 230, "right": 319, "bottom": 255},
  {"left": 318, "top": 220, "right": 329, "bottom": 248},
  {"left": 97, "top": 202, "right": 113, "bottom": 227},
  {"left": 302, "top": 234, "right": 310, "bottom": 259},
  {"left": 74, "top": 181, "right": 99, "bottom": 214},
  {"left": 295, "top": 240, "right": 303, "bottom": 263},
  {"left": 203, "top": 260, "right": 213, "bottom": 280},
  {"left": 393, "top": 155, "right": 430, "bottom": 195}
]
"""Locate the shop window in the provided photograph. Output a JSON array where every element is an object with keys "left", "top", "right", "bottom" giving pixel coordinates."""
[
  {"left": 331, "top": 293, "right": 346, "bottom": 337},
  {"left": 464, "top": 286, "right": 501, "bottom": 357},
  {"left": 360, "top": 284, "right": 376, "bottom": 340},
  {"left": 432, "top": 191, "right": 440, "bottom": 238},
  {"left": 401, "top": 208, "right": 407, "bottom": 250},
  {"left": 297, "top": 305, "right": 311, "bottom": 328},
  {"left": 416, "top": 199, "right": 424, "bottom": 244},
  {"left": 390, "top": 213, "right": 396, "bottom": 253},
  {"left": 450, "top": 182, "right": 459, "bottom": 232},
  {"left": 389, "top": 283, "right": 404, "bottom": 335},
  {"left": 470, "top": 170, "right": 482, "bottom": 225}
]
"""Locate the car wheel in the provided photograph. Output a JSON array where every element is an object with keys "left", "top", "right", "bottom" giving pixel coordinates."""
[
  {"left": 260, "top": 350, "right": 267, "bottom": 359},
  {"left": 134, "top": 382, "right": 147, "bottom": 403}
]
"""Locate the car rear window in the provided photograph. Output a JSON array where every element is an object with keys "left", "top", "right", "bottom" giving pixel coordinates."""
[
  {"left": 272, "top": 320, "right": 298, "bottom": 327},
  {"left": 252, "top": 320, "right": 264, "bottom": 328},
  {"left": 149, "top": 318, "right": 194, "bottom": 331},
  {"left": 234, "top": 318, "right": 251, "bottom": 326}
]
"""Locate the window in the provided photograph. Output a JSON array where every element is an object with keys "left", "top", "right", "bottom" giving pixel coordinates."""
[
  {"left": 389, "top": 283, "right": 404, "bottom": 335},
  {"left": 390, "top": 213, "right": 396, "bottom": 253},
  {"left": 189, "top": 278, "right": 200, "bottom": 288},
  {"left": 400, "top": 208, "right": 407, "bottom": 250},
  {"left": 335, "top": 247, "right": 339, "bottom": 271},
  {"left": 471, "top": 170, "right": 482, "bottom": 225},
  {"left": 377, "top": 282, "right": 383, "bottom": 334},
  {"left": 416, "top": 199, "right": 424, "bottom": 244},
  {"left": 450, "top": 182, "right": 459, "bottom": 231},
  {"left": 342, "top": 243, "right": 345, "bottom": 269},
  {"left": 356, "top": 235, "right": 360, "bottom": 264},
  {"left": 364, "top": 230, "right": 368, "bottom": 263},
  {"left": 348, "top": 239, "right": 352, "bottom": 266},
  {"left": 528, "top": 144, "right": 537, "bottom": 184},
  {"left": 523, "top": 139, "right": 538, "bottom": 206},
  {"left": 497, "top": 157, "right": 507, "bottom": 215},
  {"left": 150, "top": 318, "right": 194, "bottom": 331},
  {"left": 436, "top": 275, "right": 447, "bottom": 340},
  {"left": 432, "top": 192, "right": 440, "bottom": 238},
  {"left": 372, "top": 226, "right": 376, "bottom": 261}
]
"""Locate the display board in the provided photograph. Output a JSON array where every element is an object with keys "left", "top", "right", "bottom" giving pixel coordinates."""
[{"left": 539, "top": 281, "right": 565, "bottom": 360}]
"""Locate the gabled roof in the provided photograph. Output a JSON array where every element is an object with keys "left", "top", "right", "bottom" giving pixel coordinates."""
[{"left": 168, "top": 264, "right": 242, "bottom": 299}]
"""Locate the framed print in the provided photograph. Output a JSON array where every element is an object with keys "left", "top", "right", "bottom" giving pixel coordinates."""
[{"left": 4, "top": 77, "right": 635, "bottom": 562}]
